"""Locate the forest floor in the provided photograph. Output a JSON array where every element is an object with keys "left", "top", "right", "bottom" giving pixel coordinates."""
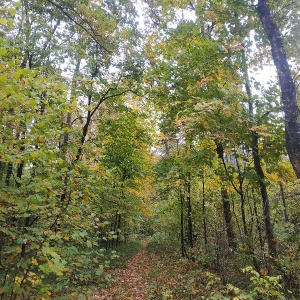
[
  {"left": 90, "top": 242, "right": 231, "bottom": 300},
  {"left": 88, "top": 241, "right": 296, "bottom": 300},
  {"left": 92, "top": 243, "right": 154, "bottom": 300}
]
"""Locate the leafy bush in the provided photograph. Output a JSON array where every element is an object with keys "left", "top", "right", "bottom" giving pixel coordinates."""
[{"left": 241, "top": 266, "right": 286, "bottom": 300}]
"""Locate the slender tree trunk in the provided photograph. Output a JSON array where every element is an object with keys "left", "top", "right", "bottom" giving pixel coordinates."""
[
  {"left": 221, "top": 188, "right": 237, "bottom": 250},
  {"left": 253, "top": 199, "right": 264, "bottom": 252},
  {"left": 116, "top": 212, "right": 121, "bottom": 246},
  {"left": 179, "top": 187, "right": 186, "bottom": 257},
  {"left": 75, "top": 110, "right": 91, "bottom": 162},
  {"left": 0, "top": 162, "right": 5, "bottom": 181},
  {"left": 217, "top": 143, "right": 246, "bottom": 237},
  {"left": 164, "top": 138, "right": 170, "bottom": 156},
  {"left": 202, "top": 176, "right": 208, "bottom": 246},
  {"left": 233, "top": 150, "right": 248, "bottom": 237},
  {"left": 216, "top": 142, "right": 237, "bottom": 250},
  {"left": 21, "top": 217, "right": 30, "bottom": 259},
  {"left": 75, "top": 64, "right": 99, "bottom": 162},
  {"left": 177, "top": 140, "right": 186, "bottom": 257},
  {"left": 280, "top": 183, "right": 289, "bottom": 222},
  {"left": 241, "top": 47, "right": 277, "bottom": 258},
  {"left": 186, "top": 172, "right": 195, "bottom": 261},
  {"left": 231, "top": 194, "right": 242, "bottom": 237},
  {"left": 17, "top": 130, "right": 29, "bottom": 259},
  {"left": 0, "top": 160, "right": 7, "bottom": 252},
  {"left": 16, "top": 142, "right": 25, "bottom": 188},
  {"left": 257, "top": 0, "right": 300, "bottom": 178},
  {"left": 252, "top": 133, "right": 277, "bottom": 258},
  {"left": 62, "top": 60, "right": 81, "bottom": 150},
  {"left": 240, "top": 193, "right": 247, "bottom": 236},
  {"left": 5, "top": 163, "right": 13, "bottom": 186},
  {"left": 186, "top": 172, "right": 194, "bottom": 250}
]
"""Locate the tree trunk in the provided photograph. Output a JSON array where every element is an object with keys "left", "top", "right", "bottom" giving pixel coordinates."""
[
  {"left": 241, "top": 46, "right": 277, "bottom": 258},
  {"left": 177, "top": 141, "right": 186, "bottom": 257},
  {"left": 253, "top": 198, "right": 264, "bottom": 252},
  {"left": 240, "top": 190, "right": 248, "bottom": 237},
  {"left": 280, "top": 182, "right": 289, "bottom": 222},
  {"left": 252, "top": 133, "right": 277, "bottom": 258},
  {"left": 221, "top": 188, "right": 237, "bottom": 250},
  {"left": 179, "top": 187, "right": 186, "bottom": 257},
  {"left": 186, "top": 172, "right": 194, "bottom": 250},
  {"left": 257, "top": 0, "right": 300, "bottom": 178},
  {"left": 216, "top": 142, "right": 237, "bottom": 250},
  {"left": 186, "top": 172, "right": 195, "bottom": 261},
  {"left": 202, "top": 176, "right": 208, "bottom": 246},
  {"left": 62, "top": 60, "right": 81, "bottom": 150},
  {"left": 116, "top": 212, "right": 121, "bottom": 246},
  {"left": 5, "top": 163, "right": 13, "bottom": 186},
  {"left": 0, "top": 162, "right": 5, "bottom": 181}
]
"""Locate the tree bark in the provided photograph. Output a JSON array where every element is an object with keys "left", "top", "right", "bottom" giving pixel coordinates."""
[
  {"left": 179, "top": 187, "right": 186, "bottom": 257},
  {"left": 202, "top": 176, "right": 208, "bottom": 246},
  {"left": 216, "top": 142, "right": 237, "bottom": 250},
  {"left": 177, "top": 141, "right": 187, "bottom": 258},
  {"left": 5, "top": 163, "right": 13, "bottom": 186},
  {"left": 241, "top": 46, "right": 277, "bottom": 258},
  {"left": 186, "top": 172, "right": 195, "bottom": 261},
  {"left": 186, "top": 172, "right": 194, "bottom": 250},
  {"left": 240, "top": 192, "right": 247, "bottom": 236},
  {"left": 253, "top": 197, "right": 264, "bottom": 251},
  {"left": 257, "top": 0, "right": 300, "bottom": 178},
  {"left": 252, "top": 131, "right": 277, "bottom": 258},
  {"left": 280, "top": 182, "right": 289, "bottom": 222},
  {"left": 221, "top": 188, "right": 237, "bottom": 250}
]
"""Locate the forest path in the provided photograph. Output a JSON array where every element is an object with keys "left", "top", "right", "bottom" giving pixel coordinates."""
[{"left": 92, "top": 244, "right": 155, "bottom": 299}]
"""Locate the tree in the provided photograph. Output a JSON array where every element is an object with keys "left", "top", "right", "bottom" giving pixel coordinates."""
[{"left": 256, "top": 0, "right": 300, "bottom": 178}]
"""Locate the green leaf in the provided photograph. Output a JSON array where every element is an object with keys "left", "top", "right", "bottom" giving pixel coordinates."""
[
  {"left": 28, "top": 99, "right": 37, "bottom": 106},
  {"left": 42, "top": 246, "right": 58, "bottom": 258},
  {"left": 15, "top": 246, "right": 22, "bottom": 254},
  {"left": 0, "top": 18, "right": 7, "bottom": 25},
  {"left": 7, "top": 19, "right": 14, "bottom": 26},
  {"left": 0, "top": 48, "right": 7, "bottom": 56},
  {"left": 30, "top": 152, "right": 39, "bottom": 158},
  {"left": 9, "top": 8, "right": 16, "bottom": 16}
]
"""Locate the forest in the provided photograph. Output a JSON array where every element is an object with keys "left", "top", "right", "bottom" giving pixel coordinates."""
[{"left": 0, "top": 0, "right": 299, "bottom": 299}]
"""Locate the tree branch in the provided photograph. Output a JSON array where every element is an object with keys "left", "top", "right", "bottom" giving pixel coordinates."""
[{"left": 45, "top": 0, "right": 112, "bottom": 53}]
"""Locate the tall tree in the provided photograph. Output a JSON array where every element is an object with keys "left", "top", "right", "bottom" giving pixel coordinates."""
[{"left": 256, "top": 0, "right": 300, "bottom": 178}]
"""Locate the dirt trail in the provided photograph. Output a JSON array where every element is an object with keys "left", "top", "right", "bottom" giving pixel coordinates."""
[{"left": 92, "top": 246, "right": 153, "bottom": 300}]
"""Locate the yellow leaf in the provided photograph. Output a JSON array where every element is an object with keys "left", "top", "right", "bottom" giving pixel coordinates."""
[
  {"left": 0, "top": 18, "right": 7, "bottom": 25},
  {"left": 260, "top": 268, "right": 267, "bottom": 277},
  {"left": 32, "top": 258, "right": 38, "bottom": 266},
  {"left": 37, "top": 136, "right": 44, "bottom": 143},
  {"left": 15, "top": 276, "right": 22, "bottom": 284},
  {"left": 15, "top": 246, "right": 22, "bottom": 254}
]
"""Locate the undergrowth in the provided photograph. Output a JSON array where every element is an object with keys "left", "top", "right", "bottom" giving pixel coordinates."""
[{"left": 145, "top": 243, "right": 296, "bottom": 300}]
